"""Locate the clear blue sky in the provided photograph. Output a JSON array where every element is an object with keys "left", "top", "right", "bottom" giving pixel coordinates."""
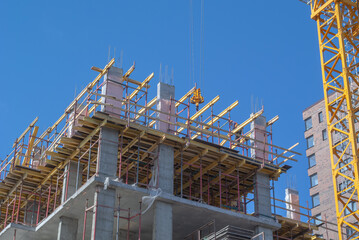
[{"left": 0, "top": 1, "right": 324, "bottom": 216}]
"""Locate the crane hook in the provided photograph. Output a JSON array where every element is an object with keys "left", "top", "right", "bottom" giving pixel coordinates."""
[{"left": 190, "top": 88, "right": 204, "bottom": 111}]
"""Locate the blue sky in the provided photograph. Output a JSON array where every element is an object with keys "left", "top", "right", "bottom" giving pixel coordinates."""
[{"left": 0, "top": 1, "right": 324, "bottom": 217}]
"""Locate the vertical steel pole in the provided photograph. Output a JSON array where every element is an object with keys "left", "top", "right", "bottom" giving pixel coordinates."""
[
  {"left": 219, "top": 169, "right": 222, "bottom": 208},
  {"left": 127, "top": 208, "right": 130, "bottom": 240},
  {"left": 200, "top": 157, "right": 203, "bottom": 201},
  {"left": 87, "top": 139, "right": 91, "bottom": 180},
  {"left": 16, "top": 184, "right": 23, "bottom": 223},
  {"left": 82, "top": 199, "right": 88, "bottom": 240},
  {"left": 76, "top": 151, "right": 81, "bottom": 191},
  {"left": 180, "top": 149, "right": 183, "bottom": 198},
  {"left": 116, "top": 196, "right": 121, "bottom": 240},
  {"left": 11, "top": 191, "right": 17, "bottom": 223},
  {"left": 36, "top": 189, "right": 41, "bottom": 225},
  {"left": 138, "top": 201, "right": 142, "bottom": 240},
  {"left": 119, "top": 131, "right": 123, "bottom": 179}
]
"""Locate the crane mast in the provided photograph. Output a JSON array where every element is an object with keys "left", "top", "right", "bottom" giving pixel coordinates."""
[{"left": 310, "top": 0, "right": 359, "bottom": 238}]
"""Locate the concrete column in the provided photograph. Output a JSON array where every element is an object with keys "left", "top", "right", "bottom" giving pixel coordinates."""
[
  {"left": 57, "top": 216, "right": 78, "bottom": 240},
  {"left": 152, "top": 201, "right": 173, "bottom": 240},
  {"left": 96, "top": 126, "right": 119, "bottom": 177},
  {"left": 90, "top": 126, "right": 119, "bottom": 239},
  {"left": 118, "top": 229, "right": 137, "bottom": 240},
  {"left": 285, "top": 188, "right": 300, "bottom": 221},
  {"left": 61, "top": 161, "right": 83, "bottom": 203},
  {"left": 156, "top": 82, "right": 175, "bottom": 133},
  {"left": 152, "top": 82, "right": 175, "bottom": 193},
  {"left": 254, "top": 226, "right": 273, "bottom": 240},
  {"left": 91, "top": 188, "right": 116, "bottom": 240},
  {"left": 101, "top": 66, "right": 123, "bottom": 116},
  {"left": 151, "top": 82, "right": 174, "bottom": 240},
  {"left": 67, "top": 104, "right": 87, "bottom": 138},
  {"left": 152, "top": 144, "right": 174, "bottom": 193},
  {"left": 250, "top": 115, "right": 268, "bottom": 162},
  {"left": 254, "top": 172, "right": 273, "bottom": 240}
]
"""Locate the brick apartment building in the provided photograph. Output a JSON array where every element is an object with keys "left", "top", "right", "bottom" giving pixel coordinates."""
[{"left": 303, "top": 99, "right": 358, "bottom": 239}]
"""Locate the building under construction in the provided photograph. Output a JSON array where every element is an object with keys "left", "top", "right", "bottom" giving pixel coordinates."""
[{"left": 0, "top": 59, "right": 326, "bottom": 239}]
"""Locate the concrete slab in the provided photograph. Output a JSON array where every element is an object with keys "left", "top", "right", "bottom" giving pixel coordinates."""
[{"left": 0, "top": 176, "right": 280, "bottom": 240}]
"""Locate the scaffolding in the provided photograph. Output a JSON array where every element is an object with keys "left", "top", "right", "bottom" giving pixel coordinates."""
[{"left": 0, "top": 59, "right": 308, "bottom": 239}]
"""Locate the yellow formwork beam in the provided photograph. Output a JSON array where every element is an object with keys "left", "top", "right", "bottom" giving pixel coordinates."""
[
  {"left": 177, "top": 95, "right": 220, "bottom": 133},
  {"left": 127, "top": 73, "right": 154, "bottom": 100},
  {"left": 134, "top": 97, "right": 157, "bottom": 120},
  {"left": 176, "top": 87, "right": 196, "bottom": 107},
  {"left": 147, "top": 87, "right": 198, "bottom": 128},
  {"left": 123, "top": 62, "right": 135, "bottom": 79},
  {"left": 191, "top": 100, "right": 239, "bottom": 140},
  {"left": 219, "top": 108, "right": 264, "bottom": 146},
  {"left": 23, "top": 126, "right": 39, "bottom": 167}
]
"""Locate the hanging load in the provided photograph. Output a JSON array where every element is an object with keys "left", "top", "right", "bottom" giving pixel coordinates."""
[{"left": 190, "top": 88, "right": 204, "bottom": 111}]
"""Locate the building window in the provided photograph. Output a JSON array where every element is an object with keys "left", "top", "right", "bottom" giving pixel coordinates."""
[
  {"left": 306, "top": 135, "right": 314, "bottom": 149},
  {"left": 346, "top": 222, "right": 359, "bottom": 238},
  {"left": 305, "top": 117, "right": 312, "bottom": 131},
  {"left": 310, "top": 173, "right": 318, "bottom": 187},
  {"left": 318, "top": 112, "right": 323, "bottom": 123},
  {"left": 308, "top": 154, "right": 316, "bottom": 168},
  {"left": 322, "top": 129, "right": 327, "bottom": 140},
  {"left": 314, "top": 213, "right": 322, "bottom": 225},
  {"left": 339, "top": 158, "right": 350, "bottom": 173},
  {"left": 344, "top": 201, "right": 357, "bottom": 216},
  {"left": 338, "top": 180, "right": 352, "bottom": 194},
  {"left": 312, "top": 193, "right": 320, "bottom": 207}
]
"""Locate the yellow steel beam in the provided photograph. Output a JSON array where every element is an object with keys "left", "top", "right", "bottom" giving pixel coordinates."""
[
  {"left": 148, "top": 87, "right": 198, "bottom": 128},
  {"left": 12, "top": 117, "right": 38, "bottom": 148},
  {"left": 123, "top": 62, "right": 135, "bottom": 79},
  {"left": 191, "top": 101, "right": 239, "bottom": 140},
  {"left": 176, "top": 95, "right": 220, "bottom": 133},
  {"left": 134, "top": 97, "right": 157, "bottom": 120},
  {"left": 35, "top": 58, "right": 115, "bottom": 149},
  {"left": 175, "top": 153, "right": 229, "bottom": 195},
  {"left": 23, "top": 126, "right": 39, "bottom": 167},
  {"left": 176, "top": 87, "right": 196, "bottom": 107},
  {"left": 219, "top": 108, "right": 264, "bottom": 146},
  {"left": 92, "top": 65, "right": 150, "bottom": 88},
  {"left": 127, "top": 73, "right": 154, "bottom": 100},
  {"left": 230, "top": 117, "right": 277, "bottom": 150},
  {"left": 123, "top": 135, "right": 167, "bottom": 177},
  {"left": 174, "top": 149, "right": 208, "bottom": 175},
  {"left": 267, "top": 115, "right": 279, "bottom": 126}
]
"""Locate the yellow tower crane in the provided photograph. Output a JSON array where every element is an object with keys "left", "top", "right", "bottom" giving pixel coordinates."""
[{"left": 304, "top": 0, "right": 359, "bottom": 238}]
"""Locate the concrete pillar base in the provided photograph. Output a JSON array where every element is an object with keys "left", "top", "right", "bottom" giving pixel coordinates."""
[
  {"left": 61, "top": 161, "right": 83, "bottom": 203},
  {"left": 91, "top": 187, "right": 116, "bottom": 240},
  {"left": 57, "top": 216, "right": 78, "bottom": 240},
  {"left": 254, "top": 226, "right": 273, "bottom": 240},
  {"left": 152, "top": 201, "right": 173, "bottom": 240},
  {"left": 254, "top": 172, "right": 271, "bottom": 219}
]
